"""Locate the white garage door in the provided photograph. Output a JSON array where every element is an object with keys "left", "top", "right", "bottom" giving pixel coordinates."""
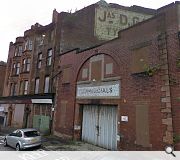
[{"left": 82, "top": 105, "right": 117, "bottom": 150}]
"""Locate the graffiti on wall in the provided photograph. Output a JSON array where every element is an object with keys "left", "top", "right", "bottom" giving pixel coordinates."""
[{"left": 95, "top": 7, "right": 153, "bottom": 40}]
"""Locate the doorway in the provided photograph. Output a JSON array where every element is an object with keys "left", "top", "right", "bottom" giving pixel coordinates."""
[{"left": 82, "top": 105, "right": 117, "bottom": 150}]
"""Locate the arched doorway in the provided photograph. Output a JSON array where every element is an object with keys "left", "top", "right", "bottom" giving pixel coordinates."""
[{"left": 75, "top": 54, "right": 120, "bottom": 150}]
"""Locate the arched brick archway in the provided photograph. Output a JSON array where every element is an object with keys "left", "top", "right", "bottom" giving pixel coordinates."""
[{"left": 74, "top": 53, "right": 121, "bottom": 150}]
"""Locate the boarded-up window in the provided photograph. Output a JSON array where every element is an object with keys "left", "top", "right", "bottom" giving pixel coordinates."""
[
  {"left": 82, "top": 68, "right": 88, "bottom": 79},
  {"left": 131, "top": 47, "right": 148, "bottom": 74},
  {"left": 105, "top": 63, "right": 113, "bottom": 75},
  {"left": 136, "top": 104, "right": 149, "bottom": 147},
  {"left": 91, "top": 60, "right": 102, "bottom": 81},
  {"left": 59, "top": 100, "right": 67, "bottom": 128},
  {"left": 62, "top": 67, "right": 71, "bottom": 84}
]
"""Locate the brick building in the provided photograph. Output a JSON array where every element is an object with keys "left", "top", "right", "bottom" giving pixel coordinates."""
[
  {"left": 53, "top": 2, "right": 180, "bottom": 150},
  {"left": 0, "top": 23, "right": 56, "bottom": 132},
  {"left": 0, "top": 61, "right": 6, "bottom": 126},
  {"left": 54, "top": 0, "right": 155, "bottom": 54},
  {"left": 0, "top": 61, "right": 6, "bottom": 96},
  {"left": 0, "top": 1, "right": 153, "bottom": 133}
]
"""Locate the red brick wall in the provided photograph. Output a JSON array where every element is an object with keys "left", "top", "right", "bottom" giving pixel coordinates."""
[
  {"left": 165, "top": 3, "right": 180, "bottom": 149},
  {"left": 54, "top": 3, "right": 180, "bottom": 150},
  {"left": 3, "top": 42, "right": 15, "bottom": 97},
  {"left": 0, "top": 62, "right": 6, "bottom": 96},
  {"left": 57, "top": 4, "right": 104, "bottom": 54}
]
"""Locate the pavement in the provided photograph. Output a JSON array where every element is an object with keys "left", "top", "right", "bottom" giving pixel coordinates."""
[{"left": 41, "top": 135, "right": 107, "bottom": 151}]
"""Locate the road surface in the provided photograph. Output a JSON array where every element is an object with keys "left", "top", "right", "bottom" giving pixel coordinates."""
[{"left": 0, "top": 136, "right": 45, "bottom": 151}]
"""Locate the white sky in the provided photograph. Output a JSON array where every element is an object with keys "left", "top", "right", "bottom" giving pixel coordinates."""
[{"left": 0, "top": 0, "right": 176, "bottom": 62}]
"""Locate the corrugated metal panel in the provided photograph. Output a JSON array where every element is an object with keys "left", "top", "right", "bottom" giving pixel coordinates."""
[
  {"left": 82, "top": 105, "right": 117, "bottom": 150},
  {"left": 82, "top": 105, "right": 98, "bottom": 145},
  {"left": 99, "top": 106, "right": 117, "bottom": 150}
]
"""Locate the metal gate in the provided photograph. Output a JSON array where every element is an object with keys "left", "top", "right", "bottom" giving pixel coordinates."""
[{"left": 82, "top": 105, "right": 117, "bottom": 150}]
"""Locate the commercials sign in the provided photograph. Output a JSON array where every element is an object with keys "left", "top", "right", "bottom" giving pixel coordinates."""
[{"left": 76, "top": 81, "right": 120, "bottom": 99}]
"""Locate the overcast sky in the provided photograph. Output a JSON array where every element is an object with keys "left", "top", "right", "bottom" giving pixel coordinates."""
[{"left": 0, "top": 0, "right": 176, "bottom": 62}]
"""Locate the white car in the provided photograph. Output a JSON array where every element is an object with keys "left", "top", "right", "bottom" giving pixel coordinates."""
[{"left": 4, "top": 128, "right": 41, "bottom": 151}]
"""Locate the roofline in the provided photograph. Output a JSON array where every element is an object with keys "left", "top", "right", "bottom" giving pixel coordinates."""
[
  {"left": 59, "top": 48, "right": 80, "bottom": 56},
  {"left": 157, "top": 2, "right": 175, "bottom": 11},
  {"left": 59, "top": 37, "right": 119, "bottom": 56}
]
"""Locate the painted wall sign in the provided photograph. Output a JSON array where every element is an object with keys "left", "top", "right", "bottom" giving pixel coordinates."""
[
  {"left": 95, "top": 7, "right": 153, "bottom": 40},
  {"left": 121, "top": 116, "right": 128, "bottom": 122},
  {"left": 76, "top": 81, "right": 120, "bottom": 99}
]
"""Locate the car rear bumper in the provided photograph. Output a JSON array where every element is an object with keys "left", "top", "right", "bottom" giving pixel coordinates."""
[{"left": 22, "top": 142, "right": 41, "bottom": 149}]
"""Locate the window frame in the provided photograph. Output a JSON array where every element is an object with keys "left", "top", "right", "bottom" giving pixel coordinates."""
[
  {"left": 44, "top": 76, "right": 50, "bottom": 93},
  {"left": 37, "top": 53, "right": 42, "bottom": 69},
  {"left": 35, "top": 78, "right": 40, "bottom": 94},
  {"left": 22, "top": 58, "right": 30, "bottom": 72},
  {"left": 46, "top": 49, "right": 52, "bottom": 66},
  {"left": 24, "top": 80, "right": 29, "bottom": 95},
  {"left": 10, "top": 83, "right": 17, "bottom": 96},
  {"left": 24, "top": 39, "right": 33, "bottom": 51},
  {"left": 16, "top": 63, "right": 20, "bottom": 75}
]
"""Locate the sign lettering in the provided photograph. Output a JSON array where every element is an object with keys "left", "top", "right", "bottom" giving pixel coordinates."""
[
  {"left": 95, "top": 7, "right": 153, "bottom": 40},
  {"left": 76, "top": 82, "right": 120, "bottom": 99}
]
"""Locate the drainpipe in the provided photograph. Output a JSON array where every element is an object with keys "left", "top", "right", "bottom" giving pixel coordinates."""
[
  {"left": 50, "top": 70, "right": 62, "bottom": 135},
  {"left": 72, "top": 82, "right": 77, "bottom": 140}
]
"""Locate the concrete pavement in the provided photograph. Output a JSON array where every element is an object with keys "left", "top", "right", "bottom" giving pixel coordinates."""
[{"left": 42, "top": 135, "right": 107, "bottom": 151}]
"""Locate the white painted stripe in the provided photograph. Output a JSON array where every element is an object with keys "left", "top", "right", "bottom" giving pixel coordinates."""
[
  {"left": 0, "top": 140, "right": 3, "bottom": 144},
  {"left": 0, "top": 151, "right": 174, "bottom": 159}
]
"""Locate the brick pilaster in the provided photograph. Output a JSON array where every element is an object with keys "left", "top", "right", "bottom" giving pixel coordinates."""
[{"left": 158, "top": 33, "right": 174, "bottom": 144}]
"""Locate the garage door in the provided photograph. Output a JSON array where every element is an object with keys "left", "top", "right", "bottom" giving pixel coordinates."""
[{"left": 82, "top": 105, "right": 117, "bottom": 150}]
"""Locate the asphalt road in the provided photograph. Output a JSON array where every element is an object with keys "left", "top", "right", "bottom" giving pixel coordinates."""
[
  {"left": 0, "top": 136, "right": 14, "bottom": 151},
  {"left": 0, "top": 136, "right": 45, "bottom": 151}
]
